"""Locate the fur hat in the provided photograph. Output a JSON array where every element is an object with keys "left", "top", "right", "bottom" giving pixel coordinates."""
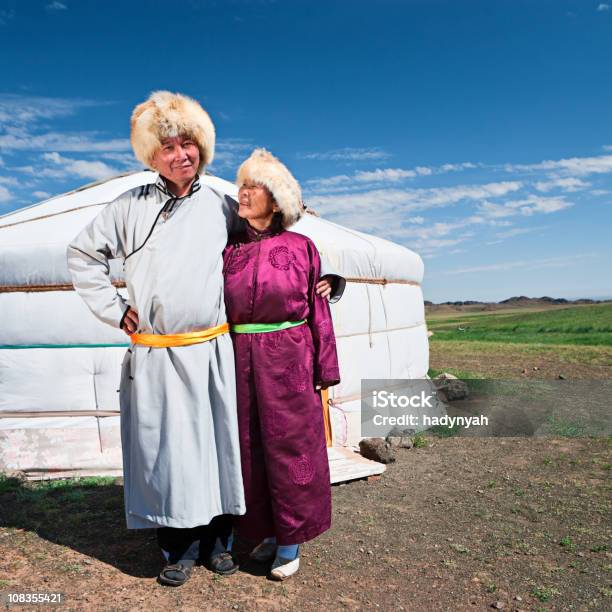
[
  {"left": 236, "top": 148, "right": 303, "bottom": 228},
  {"left": 130, "top": 91, "right": 215, "bottom": 172}
]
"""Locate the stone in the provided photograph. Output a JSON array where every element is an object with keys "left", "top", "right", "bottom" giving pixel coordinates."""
[
  {"left": 491, "top": 602, "right": 505, "bottom": 610},
  {"left": 433, "top": 372, "right": 469, "bottom": 401},
  {"left": 386, "top": 425, "right": 415, "bottom": 449},
  {"left": 359, "top": 438, "right": 396, "bottom": 464}
]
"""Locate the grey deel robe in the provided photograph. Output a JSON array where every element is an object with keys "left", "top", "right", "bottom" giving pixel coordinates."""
[{"left": 67, "top": 175, "right": 344, "bottom": 529}]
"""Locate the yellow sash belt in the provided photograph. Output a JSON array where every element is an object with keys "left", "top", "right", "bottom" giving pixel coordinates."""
[{"left": 131, "top": 322, "right": 229, "bottom": 348}]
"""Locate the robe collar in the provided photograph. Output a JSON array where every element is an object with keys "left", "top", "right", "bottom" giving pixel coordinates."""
[
  {"left": 155, "top": 174, "right": 201, "bottom": 199},
  {"left": 245, "top": 216, "right": 283, "bottom": 242}
]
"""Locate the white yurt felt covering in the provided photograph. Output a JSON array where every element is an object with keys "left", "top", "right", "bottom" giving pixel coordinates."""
[{"left": 0, "top": 171, "right": 432, "bottom": 478}]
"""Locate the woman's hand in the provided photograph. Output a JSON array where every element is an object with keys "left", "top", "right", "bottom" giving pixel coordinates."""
[
  {"left": 315, "top": 279, "right": 332, "bottom": 299},
  {"left": 121, "top": 307, "right": 139, "bottom": 335}
]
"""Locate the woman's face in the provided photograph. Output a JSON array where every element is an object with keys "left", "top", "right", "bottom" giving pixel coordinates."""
[
  {"left": 238, "top": 181, "right": 279, "bottom": 222},
  {"left": 152, "top": 135, "right": 200, "bottom": 185}
]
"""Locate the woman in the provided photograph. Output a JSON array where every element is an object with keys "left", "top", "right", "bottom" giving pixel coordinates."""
[{"left": 222, "top": 149, "right": 340, "bottom": 580}]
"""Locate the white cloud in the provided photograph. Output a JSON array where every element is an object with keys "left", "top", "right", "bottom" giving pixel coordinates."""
[
  {"left": 0, "top": 185, "right": 11, "bottom": 202},
  {"left": 604, "top": 145, "right": 612, "bottom": 151},
  {"left": 307, "top": 181, "right": 522, "bottom": 216},
  {"left": 306, "top": 173, "right": 353, "bottom": 190},
  {"left": 0, "top": 175, "right": 19, "bottom": 186},
  {"left": 46, "top": 2, "right": 68, "bottom": 10},
  {"left": 505, "top": 154, "right": 612, "bottom": 177},
  {"left": 444, "top": 253, "right": 597, "bottom": 275},
  {"left": 38, "top": 152, "right": 119, "bottom": 181},
  {"left": 298, "top": 147, "right": 391, "bottom": 162},
  {"left": 100, "top": 152, "right": 142, "bottom": 169},
  {"left": 0, "top": 94, "right": 100, "bottom": 126},
  {"left": 597, "top": 3, "right": 610, "bottom": 11},
  {"left": 353, "top": 168, "right": 417, "bottom": 182},
  {"left": 0, "top": 94, "right": 127, "bottom": 155},
  {"left": 401, "top": 216, "right": 485, "bottom": 241},
  {"left": 495, "top": 226, "right": 547, "bottom": 239},
  {"left": 209, "top": 139, "right": 253, "bottom": 171},
  {"left": 306, "top": 161, "right": 478, "bottom": 191},
  {"left": 418, "top": 237, "right": 469, "bottom": 250},
  {"left": 0, "top": 132, "right": 129, "bottom": 152},
  {"left": 439, "top": 162, "right": 477, "bottom": 172},
  {"left": 534, "top": 177, "right": 589, "bottom": 192},
  {"left": 32, "top": 190, "right": 51, "bottom": 200},
  {"left": 478, "top": 195, "right": 572, "bottom": 218}
]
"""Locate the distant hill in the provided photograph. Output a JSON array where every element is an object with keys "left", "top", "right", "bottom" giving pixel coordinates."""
[{"left": 425, "top": 296, "right": 609, "bottom": 314}]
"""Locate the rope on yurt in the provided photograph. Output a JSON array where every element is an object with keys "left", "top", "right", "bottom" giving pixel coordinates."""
[
  {"left": 365, "top": 283, "right": 373, "bottom": 348},
  {"left": 379, "top": 281, "right": 392, "bottom": 376},
  {"left": 328, "top": 402, "right": 349, "bottom": 446},
  {"left": 0, "top": 279, "right": 418, "bottom": 293},
  {"left": 0, "top": 343, "right": 130, "bottom": 349},
  {"left": 0, "top": 281, "right": 126, "bottom": 293},
  {"left": 0, "top": 410, "right": 120, "bottom": 418},
  {"left": 92, "top": 371, "right": 104, "bottom": 454},
  {"left": 344, "top": 278, "right": 420, "bottom": 285}
]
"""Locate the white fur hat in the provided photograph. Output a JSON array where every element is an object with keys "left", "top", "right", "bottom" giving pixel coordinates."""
[
  {"left": 130, "top": 91, "right": 215, "bottom": 172},
  {"left": 236, "top": 148, "right": 303, "bottom": 228}
]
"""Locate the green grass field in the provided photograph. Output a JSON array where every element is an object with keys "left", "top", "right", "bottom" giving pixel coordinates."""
[{"left": 427, "top": 303, "right": 612, "bottom": 346}]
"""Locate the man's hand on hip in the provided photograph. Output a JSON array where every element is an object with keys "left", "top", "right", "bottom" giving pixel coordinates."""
[{"left": 121, "top": 308, "right": 139, "bottom": 335}]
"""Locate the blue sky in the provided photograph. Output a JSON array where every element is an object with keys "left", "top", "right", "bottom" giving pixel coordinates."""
[{"left": 1, "top": 0, "right": 611, "bottom": 302}]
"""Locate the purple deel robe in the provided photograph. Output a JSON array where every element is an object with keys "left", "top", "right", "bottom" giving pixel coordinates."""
[{"left": 222, "top": 222, "right": 340, "bottom": 545}]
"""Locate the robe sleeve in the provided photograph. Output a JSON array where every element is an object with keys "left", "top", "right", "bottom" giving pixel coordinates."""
[
  {"left": 306, "top": 239, "right": 341, "bottom": 388},
  {"left": 222, "top": 195, "right": 246, "bottom": 236},
  {"left": 318, "top": 251, "right": 346, "bottom": 304},
  {"left": 66, "top": 197, "right": 130, "bottom": 329}
]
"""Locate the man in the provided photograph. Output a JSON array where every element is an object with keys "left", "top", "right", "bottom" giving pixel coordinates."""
[{"left": 67, "top": 91, "right": 342, "bottom": 586}]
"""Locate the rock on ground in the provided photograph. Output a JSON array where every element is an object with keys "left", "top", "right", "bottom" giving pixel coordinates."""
[
  {"left": 358, "top": 438, "right": 396, "bottom": 463},
  {"left": 433, "top": 372, "right": 470, "bottom": 401}
]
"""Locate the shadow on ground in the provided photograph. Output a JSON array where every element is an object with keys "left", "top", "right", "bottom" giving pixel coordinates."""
[
  {"left": 0, "top": 477, "right": 162, "bottom": 578},
  {"left": 0, "top": 476, "right": 299, "bottom": 580}
]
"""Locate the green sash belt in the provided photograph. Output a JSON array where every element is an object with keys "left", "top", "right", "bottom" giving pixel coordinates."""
[{"left": 230, "top": 320, "right": 306, "bottom": 334}]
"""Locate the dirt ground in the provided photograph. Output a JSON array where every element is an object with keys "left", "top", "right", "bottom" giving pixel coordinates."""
[
  {"left": 1, "top": 437, "right": 610, "bottom": 611},
  {"left": 428, "top": 341, "right": 612, "bottom": 380}
]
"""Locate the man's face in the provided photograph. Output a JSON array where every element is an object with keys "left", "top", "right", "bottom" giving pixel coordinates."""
[{"left": 152, "top": 135, "right": 200, "bottom": 185}]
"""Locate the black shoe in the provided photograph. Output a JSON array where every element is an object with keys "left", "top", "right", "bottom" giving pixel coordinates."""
[
  {"left": 206, "top": 551, "right": 239, "bottom": 576},
  {"left": 158, "top": 561, "right": 194, "bottom": 586}
]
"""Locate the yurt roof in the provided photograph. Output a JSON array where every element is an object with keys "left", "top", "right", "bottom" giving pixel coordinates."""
[{"left": 0, "top": 171, "right": 423, "bottom": 286}]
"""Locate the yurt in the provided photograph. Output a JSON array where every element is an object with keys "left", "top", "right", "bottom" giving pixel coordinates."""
[{"left": 0, "top": 171, "right": 436, "bottom": 481}]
